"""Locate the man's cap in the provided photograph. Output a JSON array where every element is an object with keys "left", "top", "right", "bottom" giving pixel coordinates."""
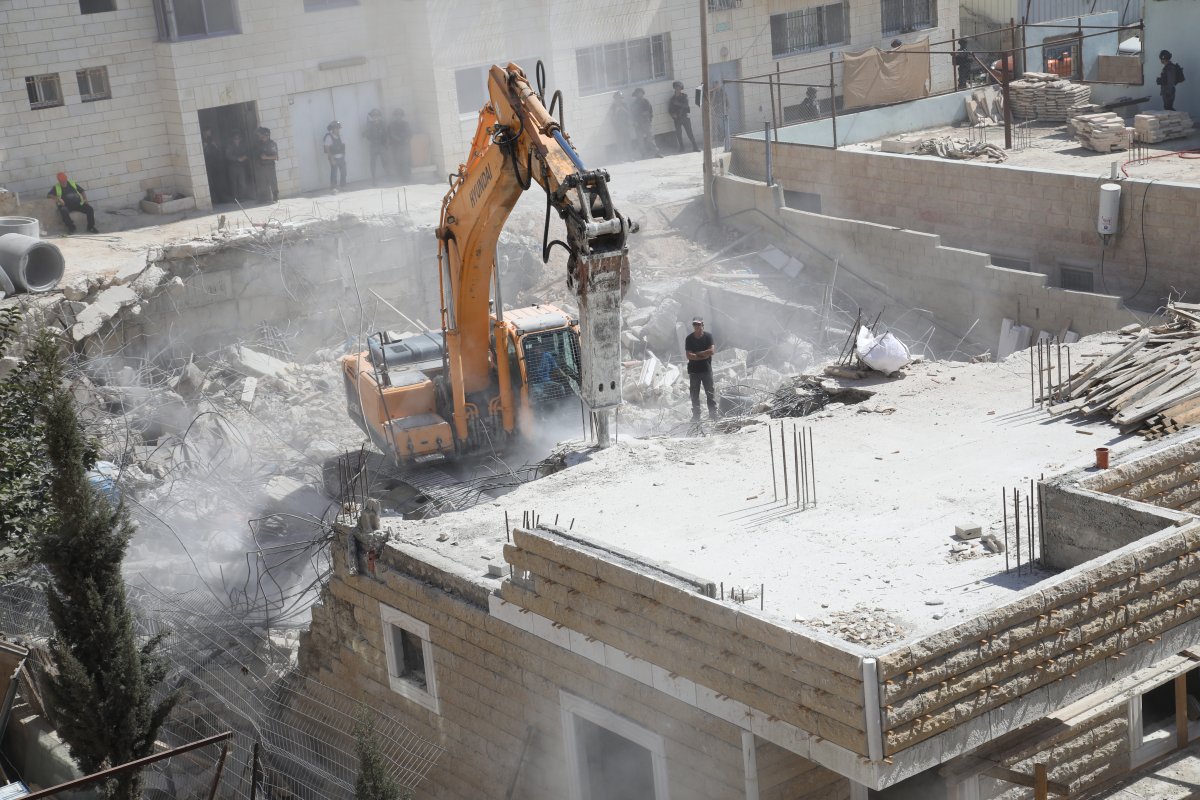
[
  {"left": 1160, "top": 49, "right": 1173, "bottom": 60},
  {"left": 692, "top": 317, "right": 704, "bottom": 325},
  {"left": 56, "top": 172, "right": 68, "bottom": 182},
  {"left": 257, "top": 126, "right": 270, "bottom": 136},
  {"left": 672, "top": 80, "right": 684, "bottom": 90},
  {"left": 328, "top": 120, "right": 341, "bottom": 130},
  {"left": 369, "top": 108, "right": 381, "bottom": 117},
  {"left": 613, "top": 90, "right": 623, "bottom": 98},
  {"left": 632, "top": 87, "right": 645, "bottom": 96},
  {"left": 806, "top": 86, "right": 818, "bottom": 96}
]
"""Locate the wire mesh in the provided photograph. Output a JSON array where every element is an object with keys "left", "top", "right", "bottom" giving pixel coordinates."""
[{"left": 0, "top": 580, "right": 443, "bottom": 799}]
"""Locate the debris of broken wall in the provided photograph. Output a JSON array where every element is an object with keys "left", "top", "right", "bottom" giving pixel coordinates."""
[
  {"left": 299, "top": 524, "right": 854, "bottom": 799},
  {"left": 714, "top": 173, "right": 1134, "bottom": 358}
]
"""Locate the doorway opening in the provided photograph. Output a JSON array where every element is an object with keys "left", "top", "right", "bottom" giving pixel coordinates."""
[{"left": 198, "top": 101, "right": 260, "bottom": 206}]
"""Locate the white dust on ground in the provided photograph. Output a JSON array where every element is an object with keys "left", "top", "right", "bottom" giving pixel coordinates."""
[{"left": 378, "top": 332, "right": 1134, "bottom": 649}]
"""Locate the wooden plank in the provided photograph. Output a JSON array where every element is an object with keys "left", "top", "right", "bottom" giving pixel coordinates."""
[
  {"left": 984, "top": 765, "right": 1069, "bottom": 796},
  {"left": 1035, "top": 763, "right": 1049, "bottom": 800},
  {"left": 1066, "top": 330, "right": 1149, "bottom": 396},
  {"left": 1114, "top": 381, "right": 1200, "bottom": 425}
]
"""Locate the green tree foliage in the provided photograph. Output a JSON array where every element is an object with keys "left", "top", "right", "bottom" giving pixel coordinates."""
[
  {"left": 0, "top": 306, "right": 55, "bottom": 566},
  {"left": 36, "top": 341, "right": 177, "bottom": 800},
  {"left": 355, "top": 709, "right": 411, "bottom": 800}
]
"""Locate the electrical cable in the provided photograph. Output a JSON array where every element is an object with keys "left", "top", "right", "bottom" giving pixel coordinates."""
[{"left": 1124, "top": 178, "right": 1156, "bottom": 303}]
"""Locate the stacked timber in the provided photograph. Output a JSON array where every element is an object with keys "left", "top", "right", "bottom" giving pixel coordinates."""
[
  {"left": 1046, "top": 303, "right": 1200, "bottom": 438},
  {"left": 1134, "top": 110, "right": 1194, "bottom": 143},
  {"left": 1068, "top": 112, "right": 1127, "bottom": 152}
]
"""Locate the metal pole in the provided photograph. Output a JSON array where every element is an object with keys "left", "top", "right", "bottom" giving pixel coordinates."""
[
  {"left": 774, "top": 62, "right": 783, "bottom": 142},
  {"left": 1003, "top": 487, "right": 1010, "bottom": 573},
  {"left": 1030, "top": 341, "right": 1035, "bottom": 406},
  {"left": 1002, "top": 18, "right": 1014, "bottom": 149},
  {"left": 22, "top": 732, "right": 234, "bottom": 800},
  {"left": 793, "top": 426, "right": 800, "bottom": 509},
  {"left": 764, "top": 121, "right": 773, "bottom": 185},
  {"left": 206, "top": 743, "right": 231, "bottom": 800},
  {"left": 700, "top": 0, "right": 714, "bottom": 220},
  {"left": 1037, "top": 338, "right": 1044, "bottom": 405},
  {"left": 828, "top": 53, "right": 838, "bottom": 147},
  {"left": 1014, "top": 488, "right": 1022, "bottom": 576},
  {"left": 808, "top": 427, "right": 816, "bottom": 505},
  {"left": 769, "top": 427, "right": 778, "bottom": 501},
  {"left": 780, "top": 421, "right": 789, "bottom": 503}
]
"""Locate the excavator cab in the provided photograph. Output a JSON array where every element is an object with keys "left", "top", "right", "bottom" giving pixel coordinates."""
[{"left": 522, "top": 328, "right": 581, "bottom": 409}]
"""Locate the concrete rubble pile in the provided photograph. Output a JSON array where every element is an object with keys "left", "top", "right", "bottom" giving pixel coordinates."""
[
  {"left": 1068, "top": 111, "right": 1128, "bottom": 152},
  {"left": 1009, "top": 72, "right": 1091, "bottom": 121},
  {"left": 1043, "top": 302, "right": 1200, "bottom": 439},
  {"left": 1134, "top": 110, "right": 1195, "bottom": 143}
]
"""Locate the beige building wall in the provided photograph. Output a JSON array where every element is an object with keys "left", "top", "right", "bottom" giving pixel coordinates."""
[
  {"left": 299, "top": 525, "right": 853, "bottom": 799},
  {"left": 0, "top": 0, "right": 169, "bottom": 205}
]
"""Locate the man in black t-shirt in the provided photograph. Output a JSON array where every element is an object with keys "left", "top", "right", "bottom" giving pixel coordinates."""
[{"left": 685, "top": 317, "right": 717, "bottom": 421}]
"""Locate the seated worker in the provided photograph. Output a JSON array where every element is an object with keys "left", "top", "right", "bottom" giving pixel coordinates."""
[
  {"left": 47, "top": 172, "right": 98, "bottom": 234},
  {"left": 530, "top": 348, "right": 577, "bottom": 403}
]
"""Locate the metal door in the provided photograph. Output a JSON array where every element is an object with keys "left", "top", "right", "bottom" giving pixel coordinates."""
[
  {"left": 290, "top": 81, "right": 382, "bottom": 192},
  {"left": 708, "top": 59, "right": 743, "bottom": 137}
]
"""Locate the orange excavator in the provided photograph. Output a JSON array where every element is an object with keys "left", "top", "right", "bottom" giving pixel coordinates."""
[{"left": 342, "top": 62, "right": 636, "bottom": 467}]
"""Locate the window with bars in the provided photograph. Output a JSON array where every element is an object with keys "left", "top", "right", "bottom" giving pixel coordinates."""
[
  {"left": 881, "top": 0, "right": 936, "bottom": 35},
  {"left": 708, "top": 0, "right": 743, "bottom": 8},
  {"left": 79, "top": 0, "right": 117, "bottom": 12},
  {"left": 76, "top": 67, "right": 111, "bottom": 102},
  {"left": 770, "top": 4, "right": 849, "bottom": 57},
  {"left": 303, "top": 0, "right": 357, "bottom": 10},
  {"left": 25, "top": 74, "right": 63, "bottom": 110},
  {"left": 154, "top": 0, "right": 239, "bottom": 40},
  {"left": 576, "top": 33, "right": 672, "bottom": 96},
  {"left": 1059, "top": 266, "right": 1094, "bottom": 293}
]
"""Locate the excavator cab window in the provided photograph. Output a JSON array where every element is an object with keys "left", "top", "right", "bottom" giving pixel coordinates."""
[{"left": 523, "top": 329, "right": 581, "bottom": 406}]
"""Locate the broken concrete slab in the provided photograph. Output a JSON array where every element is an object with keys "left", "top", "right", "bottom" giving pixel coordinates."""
[
  {"left": 642, "top": 298, "right": 682, "bottom": 357},
  {"left": 71, "top": 285, "right": 139, "bottom": 341},
  {"left": 231, "top": 346, "right": 293, "bottom": 379},
  {"left": 130, "top": 265, "right": 167, "bottom": 296}
]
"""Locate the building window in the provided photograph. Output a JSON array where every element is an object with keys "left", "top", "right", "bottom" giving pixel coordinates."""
[
  {"left": 576, "top": 34, "right": 672, "bottom": 96},
  {"left": 25, "top": 75, "right": 63, "bottom": 110},
  {"left": 455, "top": 57, "right": 544, "bottom": 114},
  {"left": 991, "top": 254, "right": 1032, "bottom": 271},
  {"left": 154, "top": 0, "right": 239, "bottom": 41},
  {"left": 79, "top": 0, "right": 117, "bottom": 12},
  {"left": 303, "top": 0, "right": 357, "bottom": 9},
  {"left": 881, "top": 0, "right": 937, "bottom": 36},
  {"left": 379, "top": 603, "right": 439, "bottom": 713},
  {"left": 1059, "top": 266, "right": 1094, "bottom": 293},
  {"left": 708, "top": 0, "right": 743, "bottom": 8},
  {"left": 771, "top": 4, "right": 849, "bottom": 57},
  {"left": 1130, "top": 669, "right": 1200, "bottom": 764},
  {"left": 76, "top": 67, "right": 111, "bottom": 102},
  {"left": 561, "top": 692, "right": 670, "bottom": 800}
]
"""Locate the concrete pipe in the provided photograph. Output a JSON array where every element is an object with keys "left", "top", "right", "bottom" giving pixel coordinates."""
[
  {"left": 0, "top": 233, "right": 65, "bottom": 294},
  {"left": 0, "top": 217, "right": 39, "bottom": 239}
]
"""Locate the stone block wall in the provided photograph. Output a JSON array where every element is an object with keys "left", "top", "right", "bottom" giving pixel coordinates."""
[
  {"left": 501, "top": 527, "right": 870, "bottom": 755},
  {"left": 875, "top": 520, "right": 1200, "bottom": 757},
  {"left": 713, "top": 173, "right": 1134, "bottom": 355},
  {"left": 298, "top": 525, "right": 852, "bottom": 799},
  {"left": 731, "top": 138, "right": 1200, "bottom": 307},
  {"left": 982, "top": 705, "right": 1128, "bottom": 800}
]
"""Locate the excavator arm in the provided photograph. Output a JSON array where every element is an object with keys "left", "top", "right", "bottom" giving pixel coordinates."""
[{"left": 436, "top": 62, "right": 635, "bottom": 444}]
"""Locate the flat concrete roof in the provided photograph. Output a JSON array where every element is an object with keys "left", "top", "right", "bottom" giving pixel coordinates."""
[
  {"left": 380, "top": 330, "right": 1145, "bottom": 647},
  {"left": 844, "top": 120, "right": 1200, "bottom": 184}
]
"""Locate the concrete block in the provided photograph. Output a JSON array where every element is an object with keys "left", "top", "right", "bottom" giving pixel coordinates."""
[{"left": 954, "top": 523, "right": 982, "bottom": 540}]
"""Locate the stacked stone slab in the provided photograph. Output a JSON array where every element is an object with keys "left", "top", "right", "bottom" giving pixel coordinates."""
[
  {"left": 1134, "top": 110, "right": 1195, "bottom": 143},
  {"left": 1069, "top": 112, "right": 1128, "bottom": 152},
  {"left": 1009, "top": 74, "right": 1092, "bottom": 121}
]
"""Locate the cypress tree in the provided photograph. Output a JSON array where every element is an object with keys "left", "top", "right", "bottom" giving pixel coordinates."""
[
  {"left": 355, "top": 709, "right": 410, "bottom": 800},
  {"left": 37, "top": 344, "right": 177, "bottom": 800}
]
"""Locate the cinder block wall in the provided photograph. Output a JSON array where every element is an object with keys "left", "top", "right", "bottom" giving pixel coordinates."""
[
  {"left": 731, "top": 138, "right": 1200, "bottom": 307},
  {"left": 300, "top": 525, "right": 851, "bottom": 799}
]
